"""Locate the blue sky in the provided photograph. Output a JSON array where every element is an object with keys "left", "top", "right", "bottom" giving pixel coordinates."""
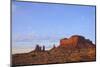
[{"left": 12, "top": 1, "right": 96, "bottom": 52}]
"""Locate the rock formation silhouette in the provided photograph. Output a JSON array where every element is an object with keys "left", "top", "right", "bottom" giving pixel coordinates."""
[
  {"left": 42, "top": 45, "right": 45, "bottom": 51},
  {"left": 12, "top": 35, "right": 96, "bottom": 66},
  {"left": 34, "top": 44, "right": 41, "bottom": 51},
  {"left": 34, "top": 45, "right": 45, "bottom": 52}
]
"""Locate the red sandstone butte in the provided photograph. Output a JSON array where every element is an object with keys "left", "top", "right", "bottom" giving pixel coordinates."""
[{"left": 60, "top": 35, "right": 95, "bottom": 48}]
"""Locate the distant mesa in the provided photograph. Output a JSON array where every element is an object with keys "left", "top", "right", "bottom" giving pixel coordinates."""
[
  {"left": 60, "top": 35, "right": 95, "bottom": 48},
  {"left": 33, "top": 35, "right": 95, "bottom": 51}
]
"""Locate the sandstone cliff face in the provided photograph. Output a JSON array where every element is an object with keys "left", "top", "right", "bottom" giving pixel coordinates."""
[
  {"left": 60, "top": 35, "right": 81, "bottom": 47},
  {"left": 60, "top": 35, "right": 95, "bottom": 48},
  {"left": 12, "top": 35, "right": 96, "bottom": 66}
]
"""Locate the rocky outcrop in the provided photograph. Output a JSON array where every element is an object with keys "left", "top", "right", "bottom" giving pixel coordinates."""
[
  {"left": 60, "top": 35, "right": 95, "bottom": 48},
  {"left": 12, "top": 35, "right": 96, "bottom": 66},
  {"left": 34, "top": 45, "right": 45, "bottom": 52}
]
